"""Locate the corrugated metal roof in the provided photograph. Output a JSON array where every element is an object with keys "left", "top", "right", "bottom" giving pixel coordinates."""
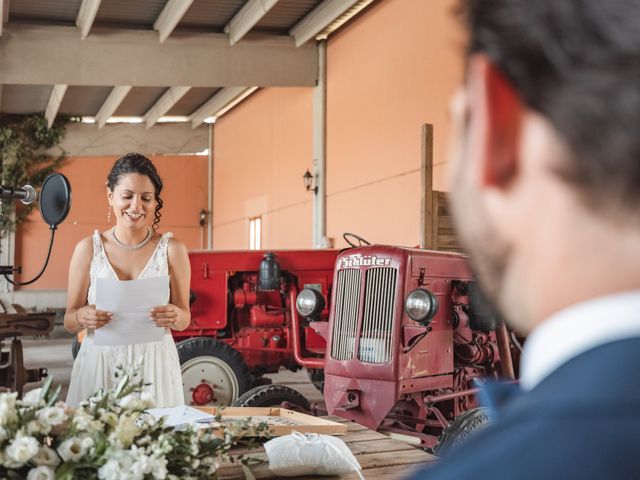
[
  {"left": 255, "top": 0, "right": 322, "bottom": 33},
  {"left": 1, "top": 85, "right": 53, "bottom": 114},
  {"left": 166, "top": 87, "right": 222, "bottom": 116},
  {"left": 59, "top": 86, "right": 113, "bottom": 116},
  {"left": 94, "top": 0, "right": 167, "bottom": 29},
  {"left": 8, "top": 0, "right": 82, "bottom": 25},
  {"left": 179, "top": 0, "right": 245, "bottom": 31},
  {"left": 114, "top": 87, "right": 168, "bottom": 116}
]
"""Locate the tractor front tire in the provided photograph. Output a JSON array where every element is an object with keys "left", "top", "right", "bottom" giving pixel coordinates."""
[
  {"left": 434, "top": 407, "right": 490, "bottom": 457},
  {"left": 177, "top": 337, "right": 250, "bottom": 407},
  {"left": 233, "top": 384, "right": 311, "bottom": 412}
]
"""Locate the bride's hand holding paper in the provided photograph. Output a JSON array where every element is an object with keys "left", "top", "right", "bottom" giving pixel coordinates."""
[
  {"left": 75, "top": 304, "right": 113, "bottom": 329},
  {"left": 150, "top": 303, "right": 180, "bottom": 328}
]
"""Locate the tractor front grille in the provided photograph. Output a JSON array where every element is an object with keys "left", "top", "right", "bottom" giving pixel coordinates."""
[
  {"left": 330, "top": 268, "right": 361, "bottom": 360},
  {"left": 358, "top": 267, "right": 397, "bottom": 363},
  {"left": 330, "top": 266, "right": 398, "bottom": 363}
]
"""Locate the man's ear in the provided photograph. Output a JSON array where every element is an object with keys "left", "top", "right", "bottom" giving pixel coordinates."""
[{"left": 467, "top": 54, "right": 523, "bottom": 188}]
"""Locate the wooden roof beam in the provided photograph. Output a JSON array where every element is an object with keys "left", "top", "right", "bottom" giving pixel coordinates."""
[
  {"left": 1, "top": 0, "right": 9, "bottom": 36},
  {"left": 95, "top": 85, "right": 131, "bottom": 129},
  {"left": 144, "top": 86, "right": 190, "bottom": 128},
  {"left": 76, "top": 0, "right": 102, "bottom": 39},
  {"left": 45, "top": 85, "right": 68, "bottom": 128},
  {"left": 224, "top": 0, "right": 279, "bottom": 45},
  {"left": 0, "top": 25, "right": 317, "bottom": 87},
  {"left": 188, "top": 87, "right": 257, "bottom": 128},
  {"left": 154, "top": 0, "right": 194, "bottom": 43},
  {"left": 290, "top": 0, "right": 359, "bottom": 47}
]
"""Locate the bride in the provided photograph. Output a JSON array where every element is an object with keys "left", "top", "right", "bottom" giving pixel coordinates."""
[{"left": 64, "top": 153, "right": 190, "bottom": 407}]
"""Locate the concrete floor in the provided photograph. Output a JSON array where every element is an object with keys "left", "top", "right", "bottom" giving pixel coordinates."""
[{"left": 21, "top": 334, "right": 324, "bottom": 405}]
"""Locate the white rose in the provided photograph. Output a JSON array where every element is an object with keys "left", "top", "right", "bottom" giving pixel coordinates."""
[
  {"left": 0, "top": 392, "right": 18, "bottom": 426},
  {"left": 37, "top": 406, "right": 67, "bottom": 428},
  {"left": 72, "top": 409, "right": 92, "bottom": 431},
  {"left": 118, "top": 394, "right": 143, "bottom": 411},
  {"left": 140, "top": 391, "right": 155, "bottom": 409},
  {"left": 5, "top": 435, "right": 39, "bottom": 466},
  {"left": 90, "top": 419, "right": 105, "bottom": 432},
  {"left": 101, "top": 411, "right": 119, "bottom": 428},
  {"left": 57, "top": 436, "right": 93, "bottom": 462},
  {"left": 98, "top": 450, "right": 139, "bottom": 480},
  {"left": 98, "top": 458, "right": 123, "bottom": 480},
  {"left": 32, "top": 445, "right": 61, "bottom": 467},
  {"left": 27, "top": 420, "right": 49, "bottom": 436},
  {"left": 27, "top": 465, "right": 55, "bottom": 480},
  {"left": 112, "top": 416, "right": 141, "bottom": 448},
  {"left": 82, "top": 436, "right": 95, "bottom": 455},
  {"left": 22, "top": 388, "right": 43, "bottom": 407}
]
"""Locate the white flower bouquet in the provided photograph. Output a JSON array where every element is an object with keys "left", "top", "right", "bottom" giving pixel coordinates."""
[{"left": 0, "top": 366, "right": 265, "bottom": 480}]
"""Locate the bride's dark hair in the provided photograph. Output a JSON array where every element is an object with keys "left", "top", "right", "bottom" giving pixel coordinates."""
[{"left": 107, "top": 153, "right": 164, "bottom": 232}]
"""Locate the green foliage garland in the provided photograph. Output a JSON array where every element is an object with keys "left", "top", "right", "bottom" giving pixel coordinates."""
[{"left": 0, "top": 114, "right": 71, "bottom": 233}]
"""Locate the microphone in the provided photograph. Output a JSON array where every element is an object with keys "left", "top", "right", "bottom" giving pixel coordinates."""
[{"left": 0, "top": 185, "right": 37, "bottom": 204}]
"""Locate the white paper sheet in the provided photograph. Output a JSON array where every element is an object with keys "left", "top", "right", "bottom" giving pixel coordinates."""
[
  {"left": 94, "top": 276, "right": 169, "bottom": 346},
  {"left": 146, "top": 406, "right": 216, "bottom": 427}
]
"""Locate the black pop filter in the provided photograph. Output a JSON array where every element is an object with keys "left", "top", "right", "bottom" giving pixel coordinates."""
[
  {"left": 1, "top": 172, "right": 71, "bottom": 285},
  {"left": 39, "top": 173, "right": 71, "bottom": 228}
]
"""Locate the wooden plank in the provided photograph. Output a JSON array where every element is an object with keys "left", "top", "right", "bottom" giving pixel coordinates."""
[
  {"left": 355, "top": 449, "right": 437, "bottom": 469},
  {"left": 340, "top": 428, "right": 390, "bottom": 442},
  {"left": 437, "top": 216, "right": 455, "bottom": 230},
  {"left": 431, "top": 190, "right": 441, "bottom": 251},
  {"left": 344, "top": 438, "right": 418, "bottom": 455},
  {"left": 421, "top": 123, "right": 434, "bottom": 249},
  {"left": 299, "top": 462, "right": 434, "bottom": 480},
  {"left": 196, "top": 407, "right": 348, "bottom": 436},
  {"left": 436, "top": 235, "right": 461, "bottom": 247}
]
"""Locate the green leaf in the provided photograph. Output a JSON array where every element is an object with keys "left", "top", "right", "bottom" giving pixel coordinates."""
[{"left": 46, "top": 384, "right": 62, "bottom": 407}]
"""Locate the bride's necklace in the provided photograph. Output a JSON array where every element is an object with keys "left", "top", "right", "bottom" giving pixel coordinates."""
[{"left": 111, "top": 226, "right": 152, "bottom": 251}]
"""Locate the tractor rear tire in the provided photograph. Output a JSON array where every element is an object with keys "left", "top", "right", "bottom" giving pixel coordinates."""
[
  {"left": 434, "top": 407, "right": 490, "bottom": 457},
  {"left": 306, "top": 368, "right": 324, "bottom": 393},
  {"left": 233, "top": 384, "right": 311, "bottom": 412},
  {"left": 177, "top": 337, "right": 251, "bottom": 407}
]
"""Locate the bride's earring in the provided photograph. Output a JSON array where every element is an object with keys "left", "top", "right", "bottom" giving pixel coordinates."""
[{"left": 107, "top": 207, "right": 111, "bottom": 223}]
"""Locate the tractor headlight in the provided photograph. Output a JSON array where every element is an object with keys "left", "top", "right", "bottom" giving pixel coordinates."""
[
  {"left": 296, "top": 288, "right": 325, "bottom": 320},
  {"left": 405, "top": 288, "right": 439, "bottom": 324}
]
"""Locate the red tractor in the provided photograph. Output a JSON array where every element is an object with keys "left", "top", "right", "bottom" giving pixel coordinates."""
[
  {"left": 236, "top": 242, "right": 519, "bottom": 452},
  {"left": 174, "top": 249, "right": 338, "bottom": 407}
]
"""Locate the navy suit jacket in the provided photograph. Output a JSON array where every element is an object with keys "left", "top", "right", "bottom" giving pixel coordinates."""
[{"left": 410, "top": 337, "right": 640, "bottom": 480}]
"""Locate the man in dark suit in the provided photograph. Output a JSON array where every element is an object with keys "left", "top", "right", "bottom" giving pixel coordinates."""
[{"left": 411, "top": 0, "right": 640, "bottom": 478}]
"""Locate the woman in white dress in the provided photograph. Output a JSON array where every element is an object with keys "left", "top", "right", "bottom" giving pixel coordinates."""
[{"left": 64, "top": 153, "right": 190, "bottom": 407}]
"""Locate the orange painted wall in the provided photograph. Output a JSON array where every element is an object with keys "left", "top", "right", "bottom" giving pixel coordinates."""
[
  {"left": 15, "top": 155, "right": 208, "bottom": 290},
  {"left": 325, "top": 0, "right": 463, "bottom": 247},
  {"left": 212, "top": 0, "right": 463, "bottom": 250},
  {"left": 213, "top": 87, "right": 313, "bottom": 250}
]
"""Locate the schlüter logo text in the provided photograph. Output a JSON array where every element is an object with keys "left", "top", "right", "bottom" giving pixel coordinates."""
[{"left": 340, "top": 255, "right": 392, "bottom": 268}]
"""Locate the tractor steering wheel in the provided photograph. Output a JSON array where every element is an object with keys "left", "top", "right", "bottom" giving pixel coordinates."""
[{"left": 343, "top": 233, "right": 371, "bottom": 248}]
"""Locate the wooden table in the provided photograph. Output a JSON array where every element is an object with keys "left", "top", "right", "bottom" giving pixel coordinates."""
[{"left": 218, "top": 415, "right": 437, "bottom": 479}]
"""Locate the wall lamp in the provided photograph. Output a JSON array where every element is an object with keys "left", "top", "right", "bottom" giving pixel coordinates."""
[{"left": 302, "top": 169, "right": 318, "bottom": 194}]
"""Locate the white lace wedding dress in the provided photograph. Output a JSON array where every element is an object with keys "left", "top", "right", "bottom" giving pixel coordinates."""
[{"left": 66, "top": 231, "right": 184, "bottom": 407}]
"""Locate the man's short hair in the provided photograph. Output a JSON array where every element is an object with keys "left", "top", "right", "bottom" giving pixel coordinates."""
[{"left": 459, "top": 0, "right": 640, "bottom": 215}]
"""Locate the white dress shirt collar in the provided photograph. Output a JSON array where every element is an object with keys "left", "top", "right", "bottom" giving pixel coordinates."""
[{"left": 520, "top": 290, "right": 640, "bottom": 391}]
